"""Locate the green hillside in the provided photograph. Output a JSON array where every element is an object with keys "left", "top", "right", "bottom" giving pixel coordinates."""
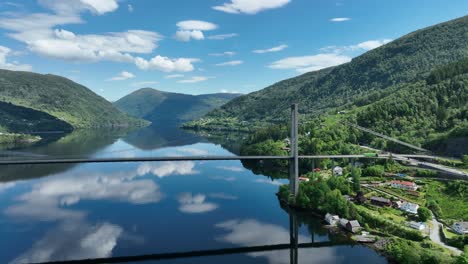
[
  {"left": 0, "top": 69, "right": 148, "bottom": 129},
  {"left": 114, "top": 88, "right": 241, "bottom": 124},
  {"left": 199, "top": 15, "right": 468, "bottom": 123}
]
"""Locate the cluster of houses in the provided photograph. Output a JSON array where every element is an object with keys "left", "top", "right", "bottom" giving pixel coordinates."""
[
  {"left": 452, "top": 222, "right": 468, "bottom": 235},
  {"left": 369, "top": 195, "right": 420, "bottom": 214},
  {"left": 325, "top": 213, "right": 362, "bottom": 233}
]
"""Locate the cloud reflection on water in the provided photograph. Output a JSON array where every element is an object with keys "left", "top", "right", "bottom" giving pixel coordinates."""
[{"left": 177, "top": 193, "right": 218, "bottom": 213}]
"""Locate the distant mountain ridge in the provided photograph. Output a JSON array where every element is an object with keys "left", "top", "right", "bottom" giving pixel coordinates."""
[
  {"left": 200, "top": 15, "right": 468, "bottom": 123},
  {"left": 114, "top": 88, "right": 242, "bottom": 124},
  {"left": 0, "top": 69, "right": 147, "bottom": 133}
]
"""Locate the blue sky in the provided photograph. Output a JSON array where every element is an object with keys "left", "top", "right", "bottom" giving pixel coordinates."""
[{"left": 0, "top": 0, "right": 466, "bottom": 101}]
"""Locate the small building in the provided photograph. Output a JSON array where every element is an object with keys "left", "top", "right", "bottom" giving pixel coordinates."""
[
  {"left": 298, "top": 176, "right": 309, "bottom": 182},
  {"left": 394, "top": 200, "right": 404, "bottom": 209},
  {"left": 339, "top": 218, "right": 349, "bottom": 228},
  {"left": 333, "top": 166, "right": 343, "bottom": 176},
  {"left": 452, "top": 222, "right": 468, "bottom": 235},
  {"left": 400, "top": 202, "right": 419, "bottom": 214},
  {"left": 343, "top": 195, "right": 354, "bottom": 201},
  {"left": 346, "top": 220, "right": 362, "bottom": 233},
  {"left": 391, "top": 180, "right": 418, "bottom": 191},
  {"left": 325, "top": 213, "right": 340, "bottom": 225},
  {"left": 409, "top": 221, "right": 426, "bottom": 230},
  {"left": 370, "top": 196, "right": 392, "bottom": 207}
]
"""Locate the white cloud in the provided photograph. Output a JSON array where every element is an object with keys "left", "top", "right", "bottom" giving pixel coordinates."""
[
  {"left": 254, "top": 178, "right": 284, "bottom": 186},
  {"left": 128, "top": 4, "right": 133, "bottom": 12},
  {"left": 0, "top": 1, "right": 178, "bottom": 71},
  {"left": 0, "top": 45, "right": 32, "bottom": 71},
  {"left": 217, "top": 165, "right": 244, "bottom": 172},
  {"left": 220, "top": 89, "right": 240, "bottom": 94},
  {"left": 215, "top": 60, "right": 243, "bottom": 66},
  {"left": 177, "top": 193, "right": 218, "bottom": 214},
  {"left": 137, "top": 161, "right": 199, "bottom": 178},
  {"left": 165, "top": 74, "right": 184, "bottom": 79},
  {"left": 131, "top": 81, "right": 159, "bottom": 87},
  {"left": 207, "top": 33, "right": 239, "bottom": 40},
  {"left": 176, "top": 20, "right": 218, "bottom": 31},
  {"left": 353, "top": 39, "right": 392, "bottom": 50},
  {"left": 330, "top": 17, "right": 351, "bottom": 22},
  {"left": 109, "top": 71, "right": 135, "bottom": 81},
  {"left": 209, "top": 51, "right": 236, "bottom": 56},
  {"left": 177, "top": 76, "right": 210, "bottom": 83},
  {"left": 268, "top": 53, "right": 351, "bottom": 73},
  {"left": 11, "top": 221, "right": 122, "bottom": 264},
  {"left": 213, "top": 0, "right": 291, "bottom": 14},
  {"left": 177, "top": 148, "right": 209, "bottom": 156},
  {"left": 175, "top": 20, "right": 217, "bottom": 42},
  {"left": 39, "top": 0, "right": 119, "bottom": 15},
  {"left": 253, "top": 44, "right": 288, "bottom": 54},
  {"left": 320, "top": 39, "right": 393, "bottom": 53},
  {"left": 135, "top": 56, "right": 199, "bottom": 72}
]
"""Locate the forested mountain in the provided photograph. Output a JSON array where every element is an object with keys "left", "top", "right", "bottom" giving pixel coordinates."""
[
  {"left": 114, "top": 88, "right": 241, "bottom": 124},
  {"left": 201, "top": 15, "right": 468, "bottom": 123},
  {"left": 189, "top": 16, "right": 468, "bottom": 153},
  {"left": 0, "top": 69, "right": 147, "bottom": 130}
]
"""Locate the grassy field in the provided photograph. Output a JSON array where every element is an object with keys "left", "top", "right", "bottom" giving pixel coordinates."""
[{"left": 424, "top": 180, "right": 468, "bottom": 221}]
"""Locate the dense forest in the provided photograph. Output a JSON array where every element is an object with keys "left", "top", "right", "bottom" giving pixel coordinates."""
[
  {"left": 200, "top": 15, "right": 468, "bottom": 123},
  {"left": 0, "top": 70, "right": 147, "bottom": 130},
  {"left": 114, "top": 88, "right": 241, "bottom": 124}
]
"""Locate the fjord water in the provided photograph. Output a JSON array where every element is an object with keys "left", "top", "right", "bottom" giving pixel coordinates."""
[{"left": 0, "top": 126, "right": 386, "bottom": 264}]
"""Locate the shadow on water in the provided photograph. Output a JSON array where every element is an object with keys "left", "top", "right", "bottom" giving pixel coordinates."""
[
  {"left": 0, "top": 128, "right": 133, "bottom": 182},
  {"left": 123, "top": 124, "right": 207, "bottom": 150}
]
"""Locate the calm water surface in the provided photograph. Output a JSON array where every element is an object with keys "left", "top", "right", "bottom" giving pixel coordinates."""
[{"left": 0, "top": 126, "right": 387, "bottom": 264}]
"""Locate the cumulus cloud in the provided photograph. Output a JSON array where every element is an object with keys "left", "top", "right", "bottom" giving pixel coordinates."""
[
  {"left": 213, "top": 0, "right": 291, "bottom": 14},
  {"left": 128, "top": 4, "right": 133, "bottom": 12},
  {"left": 0, "top": 1, "right": 197, "bottom": 73},
  {"left": 268, "top": 53, "right": 351, "bottom": 73},
  {"left": 109, "top": 71, "right": 135, "bottom": 81},
  {"left": 174, "top": 20, "right": 217, "bottom": 42},
  {"left": 215, "top": 60, "right": 243, "bottom": 66},
  {"left": 11, "top": 221, "right": 123, "bottom": 264},
  {"left": 207, "top": 33, "right": 239, "bottom": 40},
  {"left": 135, "top": 56, "right": 199, "bottom": 72},
  {"left": 177, "top": 193, "right": 218, "bottom": 213},
  {"left": 177, "top": 76, "right": 210, "bottom": 83},
  {"left": 137, "top": 161, "right": 199, "bottom": 178},
  {"left": 253, "top": 44, "right": 288, "bottom": 54},
  {"left": 209, "top": 51, "right": 236, "bottom": 56},
  {"left": 5, "top": 170, "right": 163, "bottom": 221},
  {"left": 330, "top": 17, "right": 351, "bottom": 22},
  {"left": 0, "top": 45, "right": 32, "bottom": 71}
]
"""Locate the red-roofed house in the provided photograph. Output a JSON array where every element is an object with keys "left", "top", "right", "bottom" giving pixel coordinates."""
[{"left": 390, "top": 180, "right": 417, "bottom": 191}]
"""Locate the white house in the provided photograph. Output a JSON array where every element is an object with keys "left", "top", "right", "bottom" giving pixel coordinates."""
[
  {"left": 325, "top": 213, "right": 340, "bottom": 225},
  {"left": 452, "top": 222, "right": 468, "bottom": 235},
  {"left": 391, "top": 180, "right": 418, "bottom": 191},
  {"left": 409, "top": 221, "right": 426, "bottom": 230},
  {"left": 339, "top": 218, "right": 349, "bottom": 228},
  {"left": 400, "top": 202, "right": 419, "bottom": 214},
  {"left": 333, "top": 166, "right": 343, "bottom": 176}
]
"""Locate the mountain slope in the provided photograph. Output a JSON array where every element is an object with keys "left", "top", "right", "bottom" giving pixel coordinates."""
[
  {"left": 0, "top": 69, "right": 147, "bottom": 129},
  {"left": 114, "top": 88, "right": 241, "bottom": 124},
  {"left": 203, "top": 15, "right": 468, "bottom": 123}
]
